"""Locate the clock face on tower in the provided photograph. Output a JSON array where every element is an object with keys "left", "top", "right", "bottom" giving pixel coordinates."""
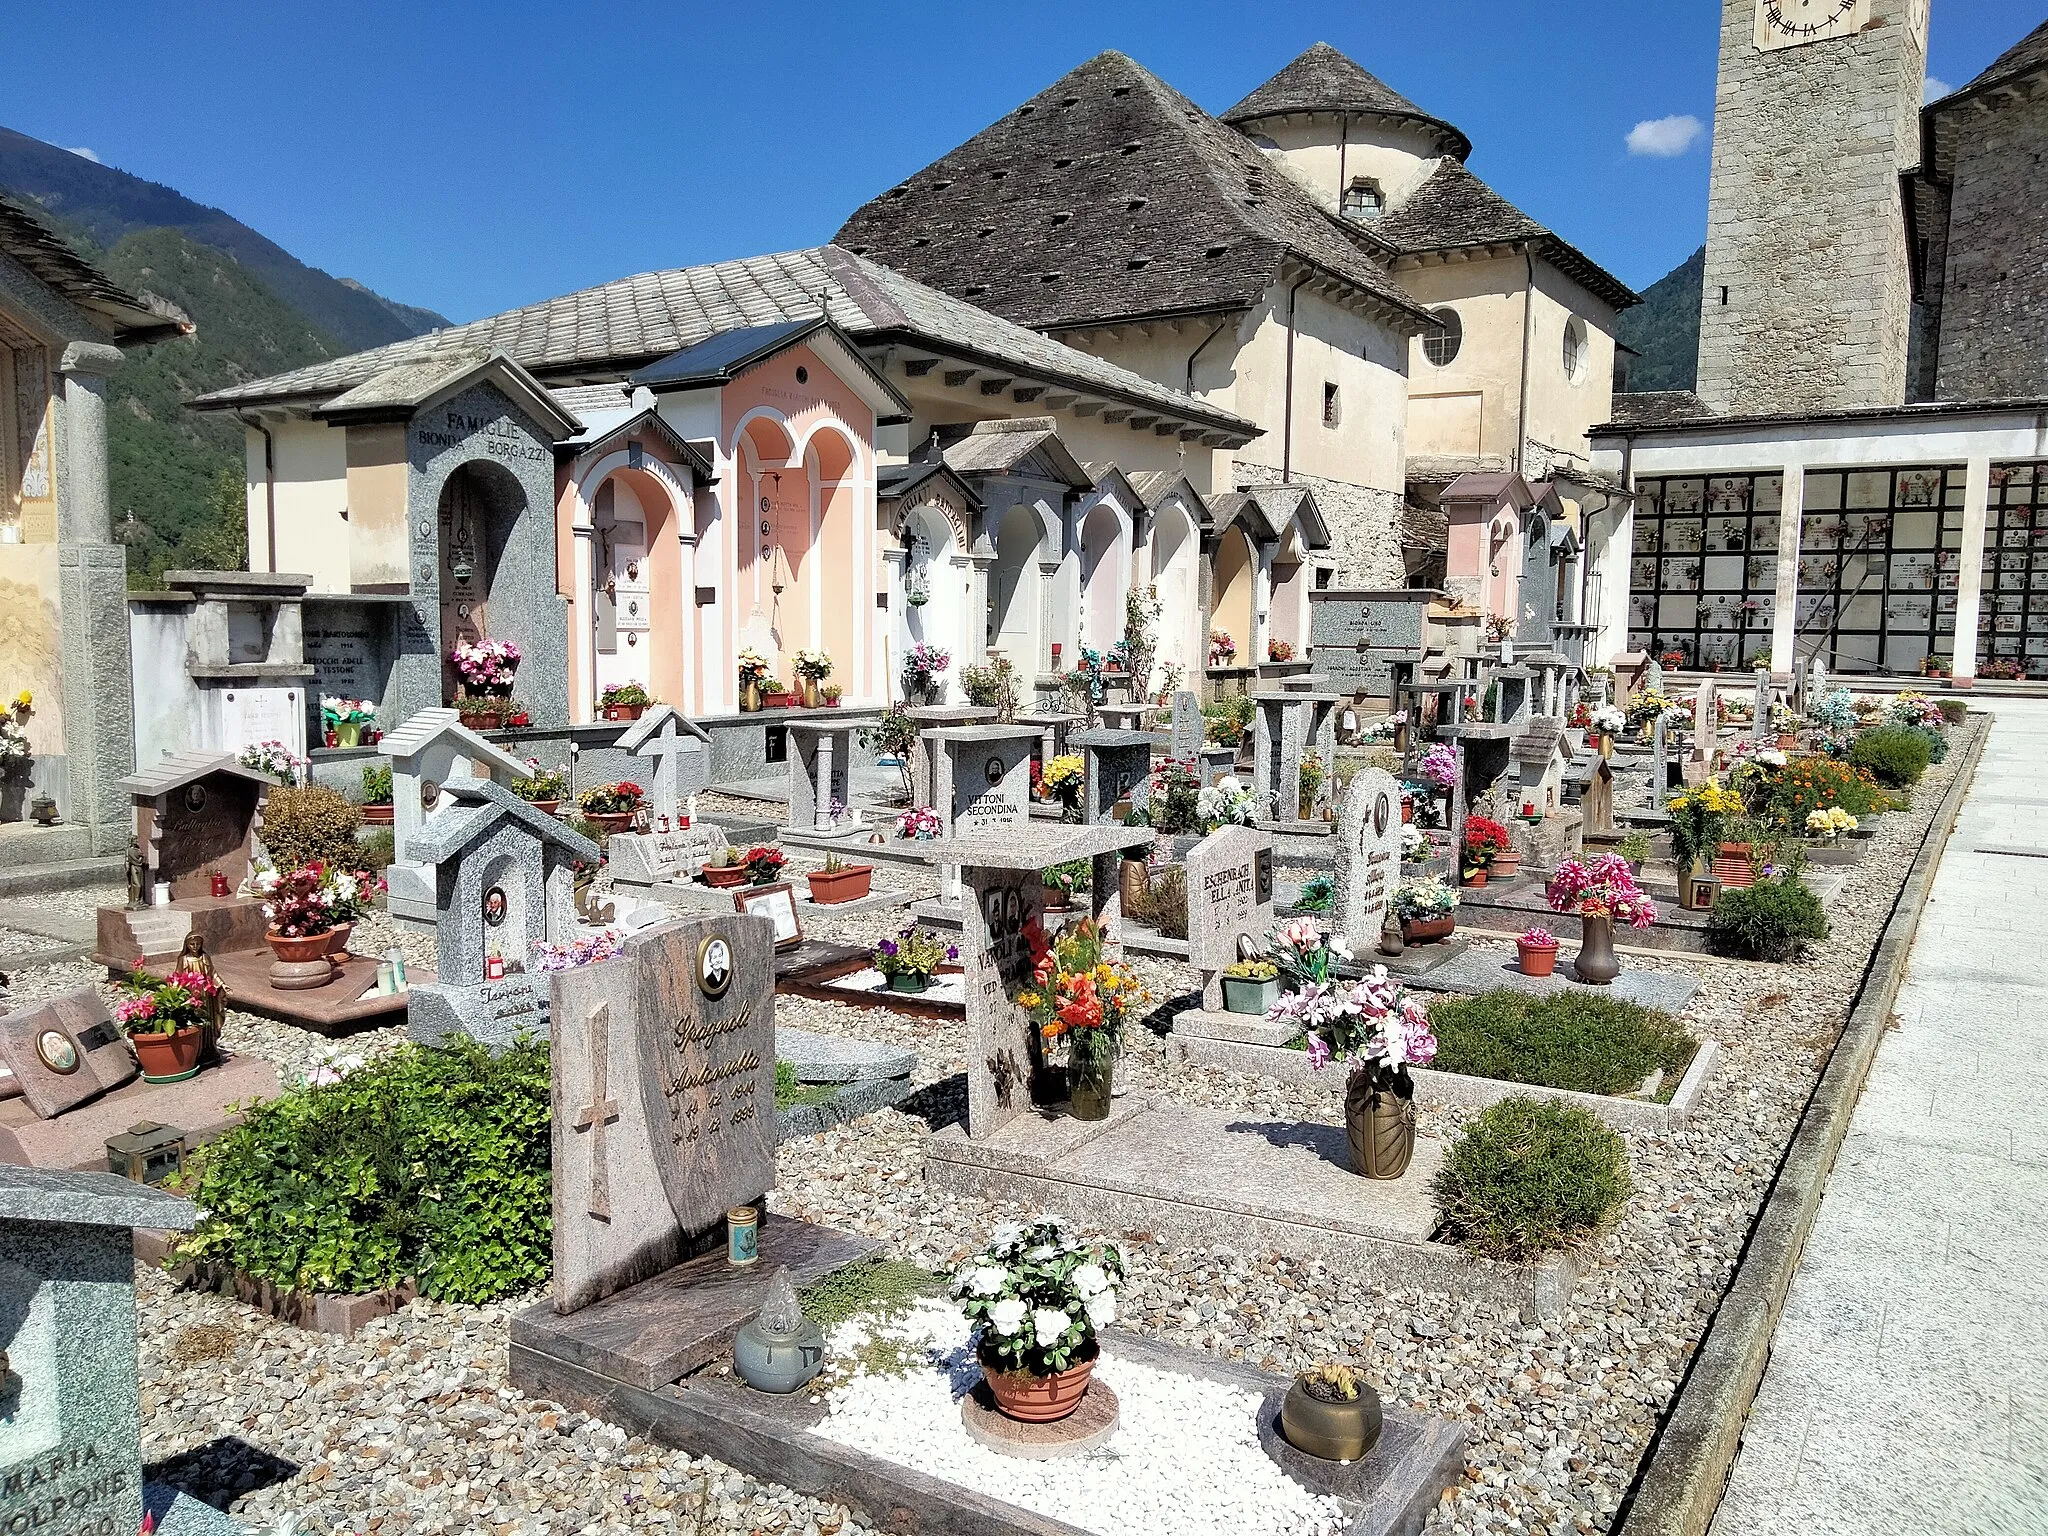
[{"left": 1754, "top": 0, "right": 1870, "bottom": 51}]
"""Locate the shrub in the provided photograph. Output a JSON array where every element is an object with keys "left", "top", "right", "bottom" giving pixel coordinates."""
[
  {"left": 1127, "top": 865, "right": 1188, "bottom": 939},
  {"left": 1847, "top": 726, "right": 1933, "bottom": 787},
  {"left": 359, "top": 828, "right": 395, "bottom": 872},
  {"left": 1295, "top": 873, "right": 1334, "bottom": 913},
  {"left": 1763, "top": 754, "right": 1892, "bottom": 830},
  {"left": 172, "top": 1038, "right": 552, "bottom": 1302},
  {"left": 262, "top": 783, "right": 366, "bottom": 873},
  {"left": 359, "top": 763, "right": 393, "bottom": 805},
  {"left": 1203, "top": 695, "right": 1255, "bottom": 748},
  {"left": 1709, "top": 875, "right": 1829, "bottom": 961},
  {"left": 1434, "top": 1097, "right": 1633, "bottom": 1260},
  {"left": 1937, "top": 699, "right": 1969, "bottom": 726},
  {"left": 1427, "top": 990, "right": 1697, "bottom": 1098}
]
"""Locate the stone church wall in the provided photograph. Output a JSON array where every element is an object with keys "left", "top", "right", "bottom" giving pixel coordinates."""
[
  {"left": 1933, "top": 87, "right": 2048, "bottom": 401},
  {"left": 1234, "top": 463, "right": 1405, "bottom": 589}
]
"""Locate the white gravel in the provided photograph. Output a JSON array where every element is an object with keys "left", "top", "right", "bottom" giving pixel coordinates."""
[{"left": 816, "top": 1299, "right": 1347, "bottom": 1536}]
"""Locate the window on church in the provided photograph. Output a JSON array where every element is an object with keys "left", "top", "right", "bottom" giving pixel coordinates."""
[
  {"left": 1423, "top": 308, "right": 1463, "bottom": 368},
  {"left": 1563, "top": 317, "right": 1590, "bottom": 384},
  {"left": 1341, "top": 178, "right": 1384, "bottom": 220},
  {"left": 1322, "top": 382, "right": 1342, "bottom": 429}
]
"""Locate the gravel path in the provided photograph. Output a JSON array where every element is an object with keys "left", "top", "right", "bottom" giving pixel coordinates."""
[{"left": 74, "top": 720, "right": 1980, "bottom": 1534}]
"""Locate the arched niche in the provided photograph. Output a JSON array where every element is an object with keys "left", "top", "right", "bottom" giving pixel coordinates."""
[
  {"left": 1211, "top": 524, "right": 1257, "bottom": 663},
  {"left": 989, "top": 501, "right": 1045, "bottom": 670},
  {"left": 436, "top": 458, "right": 528, "bottom": 701},
  {"left": 585, "top": 462, "right": 685, "bottom": 715},
  {"left": 1152, "top": 499, "right": 1200, "bottom": 681},
  {"left": 1079, "top": 500, "right": 1129, "bottom": 652}
]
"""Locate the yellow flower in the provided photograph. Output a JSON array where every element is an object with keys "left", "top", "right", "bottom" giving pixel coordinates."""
[
  {"left": 10, "top": 691, "right": 28, "bottom": 712},
  {"left": 1016, "top": 991, "right": 1040, "bottom": 1009}
]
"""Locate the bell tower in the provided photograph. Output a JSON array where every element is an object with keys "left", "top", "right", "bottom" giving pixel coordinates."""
[{"left": 1695, "top": 0, "right": 1930, "bottom": 414}]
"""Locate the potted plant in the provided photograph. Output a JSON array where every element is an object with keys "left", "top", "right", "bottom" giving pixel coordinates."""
[
  {"left": 793, "top": 648, "right": 833, "bottom": 708},
  {"left": 599, "top": 682, "right": 651, "bottom": 721},
  {"left": 1266, "top": 638, "right": 1295, "bottom": 663},
  {"left": 1666, "top": 779, "right": 1744, "bottom": 875},
  {"left": 1207, "top": 630, "right": 1237, "bottom": 667},
  {"left": 1516, "top": 924, "right": 1562, "bottom": 978},
  {"left": 737, "top": 648, "right": 770, "bottom": 712},
  {"left": 1617, "top": 829, "right": 1652, "bottom": 875},
  {"left": 1295, "top": 873, "right": 1335, "bottom": 913},
  {"left": 901, "top": 642, "right": 951, "bottom": 706},
  {"left": 1041, "top": 858, "right": 1089, "bottom": 912},
  {"left": 1220, "top": 956, "right": 1280, "bottom": 1015},
  {"left": 1266, "top": 930, "right": 1435, "bottom": 1179},
  {"left": 807, "top": 851, "right": 874, "bottom": 905},
  {"left": 454, "top": 693, "right": 506, "bottom": 732},
  {"left": 1391, "top": 876, "right": 1459, "bottom": 944},
  {"left": 1016, "top": 915, "right": 1142, "bottom": 1120},
  {"left": 742, "top": 844, "right": 787, "bottom": 886},
  {"left": 896, "top": 805, "right": 943, "bottom": 842},
  {"left": 821, "top": 683, "right": 843, "bottom": 709},
  {"left": 450, "top": 637, "right": 521, "bottom": 718},
  {"left": 1806, "top": 807, "right": 1858, "bottom": 845},
  {"left": 1589, "top": 703, "right": 1626, "bottom": 758},
  {"left": 873, "top": 923, "right": 956, "bottom": 994},
  {"left": 702, "top": 847, "right": 750, "bottom": 889},
  {"left": 1038, "top": 754, "right": 1085, "bottom": 822},
  {"left": 1769, "top": 701, "right": 1801, "bottom": 751},
  {"left": 1297, "top": 752, "right": 1328, "bottom": 820},
  {"left": 1281, "top": 1362, "right": 1382, "bottom": 1463},
  {"left": 577, "top": 781, "right": 643, "bottom": 835},
  {"left": 257, "top": 863, "right": 341, "bottom": 969},
  {"left": 512, "top": 761, "right": 568, "bottom": 815},
  {"left": 950, "top": 1218, "right": 1124, "bottom": 1424},
  {"left": 760, "top": 679, "right": 794, "bottom": 709},
  {"left": 360, "top": 763, "right": 394, "bottom": 825},
  {"left": 321, "top": 696, "right": 377, "bottom": 748},
  {"left": 115, "top": 967, "right": 222, "bottom": 1083},
  {"left": 1545, "top": 854, "right": 1657, "bottom": 986},
  {"left": 1462, "top": 815, "right": 1512, "bottom": 885}
]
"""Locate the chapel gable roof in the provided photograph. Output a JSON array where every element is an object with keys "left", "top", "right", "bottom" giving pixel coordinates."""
[
  {"left": 0, "top": 192, "right": 192, "bottom": 345},
  {"left": 1374, "top": 162, "right": 1637, "bottom": 311},
  {"left": 938, "top": 417, "right": 1092, "bottom": 488},
  {"left": 833, "top": 51, "right": 1432, "bottom": 334},
  {"left": 405, "top": 776, "right": 600, "bottom": 867},
  {"left": 1126, "top": 469, "right": 1211, "bottom": 523},
  {"left": 376, "top": 707, "right": 534, "bottom": 781},
  {"left": 615, "top": 704, "right": 710, "bottom": 753},
  {"left": 626, "top": 315, "right": 911, "bottom": 423},
  {"left": 117, "top": 750, "right": 276, "bottom": 799},
  {"left": 1209, "top": 491, "right": 1279, "bottom": 542},
  {"left": 1244, "top": 483, "right": 1329, "bottom": 549},
  {"left": 560, "top": 401, "right": 717, "bottom": 481},
  {"left": 879, "top": 457, "right": 986, "bottom": 515},
  {"left": 1221, "top": 42, "right": 1473, "bottom": 162},
  {"left": 313, "top": 348, "right": 584, "bottom": 439}
]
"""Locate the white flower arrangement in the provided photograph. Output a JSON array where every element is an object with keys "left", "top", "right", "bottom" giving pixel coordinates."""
[
  {"left": 950, "top": 1217, "right": 1125, "bottom": 1376},
  {"left": 1588, "top": 703, "right": 1626, "bottom": 735},
  {"left": 1196, "top": 773, "right": 1259, "bottom": 828}
]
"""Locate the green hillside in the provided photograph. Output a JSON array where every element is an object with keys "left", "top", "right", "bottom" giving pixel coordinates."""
[{"left": 1616, "top": 246, "right": 1703, "bottom": 393}]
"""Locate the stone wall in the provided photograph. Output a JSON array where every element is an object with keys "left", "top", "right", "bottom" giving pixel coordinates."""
[
  {"left": 1233, "top": 463, "right": 1405, "bottom": 588},
  {"left": 1932, "top": 87, "right": 2048, "bottom": 401},
  {"left": 1695, "top": 0, "right": 1925, "bottom": 414}
]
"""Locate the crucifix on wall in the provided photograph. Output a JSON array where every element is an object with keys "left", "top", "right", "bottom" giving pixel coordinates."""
[{"left": 571, "top": 1002, "right": 620, "bottom": 1221}]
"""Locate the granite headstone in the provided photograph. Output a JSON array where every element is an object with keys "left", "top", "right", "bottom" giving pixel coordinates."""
[
  {"left": 1169, "top": 691, "right": 1204, "bottom": 761},
  {"left": 1069, "top": 729, "right": 1153, "bottom": 824},
  {"left": 609, "top": 823, "right": 727, "bottom": 889},
  {"left": 1335, "top": 767, "right": 1404, "bottom": 952},
  {"left": 961, "top": 866, "right": 1046, "bottom": 1140},
  {"left": 1185, "top": 826, "right": 1276, "bottom": 1009}
]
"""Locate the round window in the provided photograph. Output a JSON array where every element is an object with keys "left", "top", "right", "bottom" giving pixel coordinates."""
[
  {"left": 1563, "top": 317, "right": 1589, "bottom": 384},
  {"left": 1423, "top": 308, "right": 1462, "bottom": 368}
]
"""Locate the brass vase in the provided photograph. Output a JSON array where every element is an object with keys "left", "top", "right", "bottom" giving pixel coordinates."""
[
  {"left": 1119, "top": 856, "right": 1150, "bottom": 916},
  {"left": 1344, "top": 1069, "right": 1416, "bottom": 1180},
  {"left": 800, "top": 677, "right": 820, "bottom": 708},
  {"left": 1573, "top": 912, "right": 1621, "bottom": 986},
  {"left": 741, "top": 679, "right": 762, "bottom": 713}
]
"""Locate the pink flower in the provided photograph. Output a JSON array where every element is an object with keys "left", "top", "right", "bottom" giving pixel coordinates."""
[{"left": 1304, "top": 1035, "right": 1333, "bottom": 1070}]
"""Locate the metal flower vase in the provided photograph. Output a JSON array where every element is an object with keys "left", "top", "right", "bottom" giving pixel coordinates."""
[
  {"left": 1344, "top": 1068, "right": 1416, "bottom": 1180},
  {"left": 1068, "top": 1036, "right": 1115, "bottom": 1122},
  {"left": 1573, "top": 912, "right": 1621, "bottom": 986}
]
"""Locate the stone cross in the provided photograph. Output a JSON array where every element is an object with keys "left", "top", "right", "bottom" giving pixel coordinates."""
[
  {"left": 1335, "top": 767, "right": 1404, "bottom": 954},
  {"left": 1170, "top": 690, "right": 1204, "bottom": 760},
  {"left": 571, "top": 1001, "right": 621, "bottom": 1220},
  {"left": 1186, "top": 826, "right": 1275, "bottom": 1009},
  {"left": 618, "top": 706, "right": 710, "bottom": 828}
]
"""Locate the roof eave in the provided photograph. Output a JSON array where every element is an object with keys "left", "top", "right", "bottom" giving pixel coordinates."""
[{"left": 1223, "top": 104, "right": 1472, "bottom": 163}]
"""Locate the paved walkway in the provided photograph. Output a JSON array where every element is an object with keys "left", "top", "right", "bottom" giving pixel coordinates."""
[{"left": 1713, "top": 700, "right": 2048, "bottom": 1536}]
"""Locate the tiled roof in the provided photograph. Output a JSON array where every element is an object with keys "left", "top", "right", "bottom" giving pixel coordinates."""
[
  {"left": 939, "top": 417, "right": 1091, "bottom": 486},
  {"left": 1375, "top": 162, "right": 1637, "bottom": 311},
  {"left": 190, "top": 245, "right": 1255, "bottom": 441},
  {"left": 1958, "top": 19, "right": 2048, "bottom": 99},
  {"left": 833, "top": 51, "right": 1432, "bottom": 334},
  {"left": 1221, "top": 42, "right": 1472, "bottom": 162},
  {"left": 0, "top": 192, "right": 190, "bottom": 344}
]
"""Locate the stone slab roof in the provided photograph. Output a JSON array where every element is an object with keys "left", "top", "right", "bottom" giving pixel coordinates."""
[
  {"left": 1375, "top": 162, "right": 1637, "bottom": 311},
  {"left": 908, "top": 822, "right": 1154, "bottom": 869},
  {"left": 1221, "top": 42, "right": 1473, "bottom": 162},
  {"left": 939, "top": 417, "right": 1092, "bottom": 486},
  {"left": 0, "top": 192, "right": 191, "bottom": 344},
  {"left": 190, "top": 245, "right": 1254, "bottom": 442},
  {"left": 118, "top": 750, "right": 278, "bottom": 799},
  {"left": 405, "top": 775, "right": 600, "bottom": 867},
  {"left": 1956, "top": 18, "right": 2048, "bottom": 100},
  {"left": 833, "top": 51, "right": 1432, "bottom": 335},
  {"left": 1604, "top": 391, "right": 1717, "bottom": 429},
  {"left": 0, "top": 1166, "right": 198, "bottom": 1231},
  {"left": 377, "top": 707, "right": 533, "bottom": 781}
]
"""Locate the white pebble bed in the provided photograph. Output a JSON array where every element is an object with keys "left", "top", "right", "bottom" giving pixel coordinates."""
[{"left": 813, "top": 1300, "right": 1348, "bottom": 1535}]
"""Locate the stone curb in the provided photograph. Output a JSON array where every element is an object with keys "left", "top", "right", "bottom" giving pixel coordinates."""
[{"left": 1613, "top": 716, "right": 1989, "bottom": 1536}]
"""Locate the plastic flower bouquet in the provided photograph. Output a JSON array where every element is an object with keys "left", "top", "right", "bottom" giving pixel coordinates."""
[
  {"left": 903, "top": 642, "right": 951, "bottom": 700},
  {"left": 1518, "top": 925, "right": 1560, "bottom": 949},
  {"left": 896, "top": 805, "right": 943, "bottom": 841},
  {"left": 872, "top": 923, "right": 956, "bottom": 981},
  {"left": 1545, "top": 854, "right": 1657, "bottom": 928},
  {"left": 320, "top": 696, "right": 378, "bottom": 727},
  {"left": 1461, "top": 815, "right": 1512, "bottom": 874},
  {"left": 742, "top": 845, "right": 787, "bottom": 886},
  {"left": 1806, "top": 807, "right": 1857, "bottom": 841},
  {"left": 237, "top": 741, "right": 305, "bottom": 785},
  {"left": 1420, "top": 743, "right": 1458, "bottom": 790},
  {"left": 1208, "top": 630, "right": 1238, "bottom": 666},
  {"left": 1267, "top": 963, "right": 1436, "bottom": 1091},
  {"left": 1038, "top": 754, "right": 1085, "bottom": 807},
  {"left": 951, "top": 1218, "right": 1125, "bottom": 1377},
  {"left": 793, "top": 648, "right": 834, "bottom": 682},
  {"left": 1196, "top": 774, "right": 1259, "bottom": 829},
  {"left": 532, "top": 929, "right": 626, "bottom": 972},
  {"left": 262, "top": 863, "right": 341, "bottom": 938},
  {"left": 578, "top": 781, "right": 644, "bottom": 816},
  {"left": 115, "top": 967, "right": 222, "bottom": 1036},
  {"left": 450, "top": 638, "right": 521, "bottom": 695},
  {"left": 1391, "top": 875, "right": 1459, "bottom": 920},
  {"left": 1267, "top": 639, "right": 1295, "bottom": 663},
  {"left": 1665, "top": 780, "right": 1745, "bottom": 866},
  {"left": 321, "top": 866, "right": 385, "bottom": 925},
  {"left": 1589, "top": 703, "right": 1626, "bottom": 736},
  {"left": 1268, "top": 915, "right": 1350, "bottom": 991},
  {"left": 737, "top": 648, "right": 771, "bottom": 685}
]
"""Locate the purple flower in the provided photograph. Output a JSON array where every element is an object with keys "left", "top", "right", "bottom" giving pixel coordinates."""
[
  {"left": 1305, "top": 1036, "right": 1333, "bottom": 1070},
  {"left": 946, "top": 945, "right": 959, "bottom": 961},
  {"left": 878, "top": 939, "right": 898, "bottom": 957}
]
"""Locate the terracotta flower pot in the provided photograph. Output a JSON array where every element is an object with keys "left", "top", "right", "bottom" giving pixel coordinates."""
[
  {"left": 362, "top": 803, "right": 395, "bottom": 826},
  {"left": 1491, "top": 850, "right": 1521, "bottom": 879},
  {"left": 701, "top": 864, "right": 747, "bottom": 889},
  {"left": 130, "top": 1025, "right": 206, "bottom": 1084},
  {"left": 1400, "top": 915, "right": 1455, "bottom": 944},
  {"left": 603, "top": 703, "right": 647, "bottom": 722},
  {"left": 1572, "top": 912, "right": 1622, "bottom": 986},
  {"left": 1776, "top": 732, "right": 1797, "bottom": 751},
  {"left": 1462, "top": 868, "right": 1488, "bottom": 888},
  {"left": 1041, "top": 884, "right": 1072, "bottom": 912},
  {"left": 1517, "top": 940, "right": 1560, "bottom": 978},
  {"left": 1344, "top": 1071, "right": 1416, "bottom": 1180},
  {"left": 324, "top": 922, "right": 354, "bottom": 957},
  {"left": 527, "top": 799, "right": 560, "bottom": 816},
  {"left": 586, "top": 811, "right": 636, "bottom": 835},
  {"left": 979, "top": 1340, "right": 1098, "bottom": 1424},
  {"left": 457, "top": 709, "right": 504, "bottom": 732},
  {"left": 265, "top": 928, "right": 334, "bottom": 965},
  {"left": 807, "top": 865, "right": 874, "bottom": 905}
]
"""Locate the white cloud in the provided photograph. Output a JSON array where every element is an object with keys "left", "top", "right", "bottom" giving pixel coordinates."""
[
  {"left": 1925, "top": 77, "right": 1954, "bottom": 104},
  {"left": 1626, "top": 114, "right": 1705, "bottom": 158},
  {"left": 65, "top": 146, "right": 100, "bottom": 163}
]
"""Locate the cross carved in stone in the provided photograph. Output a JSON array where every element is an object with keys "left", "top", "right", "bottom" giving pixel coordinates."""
[
  {"left": 571, "top": 1002, "right": 621, "bottom": 1220},
  {"left": 631, "top": 716, "right": 696, "bottom": 826}
]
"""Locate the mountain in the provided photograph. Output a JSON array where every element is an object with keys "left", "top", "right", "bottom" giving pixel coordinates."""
[
  {"left": 0, "top": 126, "right": 447, "bottom": 352},
  {"left": 0, "top": 127, "right": 449, "bottom": 582},
  {"left": 1616, "top": 245, "right": 1703, "bottom": 393}
]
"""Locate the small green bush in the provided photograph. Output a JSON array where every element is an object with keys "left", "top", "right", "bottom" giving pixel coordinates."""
[
  {"left": 1435, "top": 1097, "right": 1633, "bottom": 1260},
  {"left": 1127, "top": 865, "right": 1188, "bottom": 939},
  {"left": 1847, "top": 726, "right": 1933, "bottom": 788},
  {"left": 173, "top": 1037, "right": 552, "bottom": 1302},
  {"left": 1937, "top": 699, "right": 1968, "bottom": 726},
  {"left": 358, "top": 828, "right": 395, "bottom": 872},
  {"left": 1709, "top": 875, "right": 1830, "bottom": 961},
  {"left": 360, "top": 763, "right": 393, "bottom": 805},
  {"left": 1295, "top": 873, "right": 1334, "bottom": 913},
  {"left": 1427, "top": 991, "right": 1697, "bottom": 1099},
  {"left": 262, "top": 783, "right": 367, "bottom": 873}
]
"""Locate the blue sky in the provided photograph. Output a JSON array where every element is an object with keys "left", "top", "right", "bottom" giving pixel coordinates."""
[{"left": 11, "top": 1, "right": 2044, "bottom": 322}]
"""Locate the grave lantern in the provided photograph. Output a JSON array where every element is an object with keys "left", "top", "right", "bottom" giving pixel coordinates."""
[
  {"left": 1682, "top": 869, "right": 1723, "bottom": 912},
  {"left": 104, "top": 1120, "right": 189, "bottom": 1185}
]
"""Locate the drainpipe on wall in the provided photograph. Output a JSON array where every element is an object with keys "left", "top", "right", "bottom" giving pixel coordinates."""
[
  {"left": 1281, "top": 274, "right": 1312, "bottom": 485},
  {"left": 1184, "top": 316, "right": 1229, "bottom": 398},
  {"left": 1514, "top": 249, "right": 1537, "bottom": 478},
  {"left": 239, "top": 412, "right": 278, "bottom": 573},
  {"left": 1337, "top": 116, "right": 1349, "bottom": 207}
]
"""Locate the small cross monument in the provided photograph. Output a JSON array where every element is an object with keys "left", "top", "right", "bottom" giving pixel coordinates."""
[
  {"left": 571, "top": 1001, "right": 622, "bottom": 1220},
  {"left": 617, "top": 706, "right": 711, "bottom": 829}
]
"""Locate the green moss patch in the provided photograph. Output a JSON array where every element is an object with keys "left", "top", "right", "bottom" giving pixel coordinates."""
[
  {"left": 798, "top": 1256, "right": 944, "bottom": 1333},
  {"left": 1427, "top": 990, "right": 1697, "bottom": 1100}
]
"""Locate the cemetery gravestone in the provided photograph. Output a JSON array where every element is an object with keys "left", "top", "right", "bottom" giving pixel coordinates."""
[
  {"left": 931, "top": 726, "right": 1035, "bottom": 838},
  {"left": 1170, "top": 690, "right": 1204, "bottom": 761},
  {"left": 1752, "top": 669, "right": 1771, "bottom": 744},
  {"left": 1070, "top": 729, "right": 1153, "bottom": 824},
  {"left": 609, "top": 823, "right": 727, "bottom": 889},
  {"left": 784, "top": 721, "right": 858, "bottom": 835},
  {"left": 617, "top": 706, "right": 712, "bottom": 828},
  {"left": 962, "top": 865, "right": 1047, "bottom": 1138},
  {"left": 905, "top": 706, "right": 997, "bottom": 806},
  {"left": 119, "top": 753, "right": 274, "bottom": 901},
  {"left": 1646, "top": 658, "right": 1665, "bottom": 694},
  {"left": 1251, "top": 694, "right": 1339, "bottom": 823},
  {"left": 547, "top": 912, "right": 776, "bottom": 1313},
  {"left": 1186, "top": 827, "right": 1275, "bottom": 1009},
  {"left": 1692, "top": 682, "right": 1716, "bottom": 763},
  {"left": 379, "top": 709, "right": 534, "bottom": 930},
  {"left": 1335, "top": 768, "right": 1404, "bottom": 953}
]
